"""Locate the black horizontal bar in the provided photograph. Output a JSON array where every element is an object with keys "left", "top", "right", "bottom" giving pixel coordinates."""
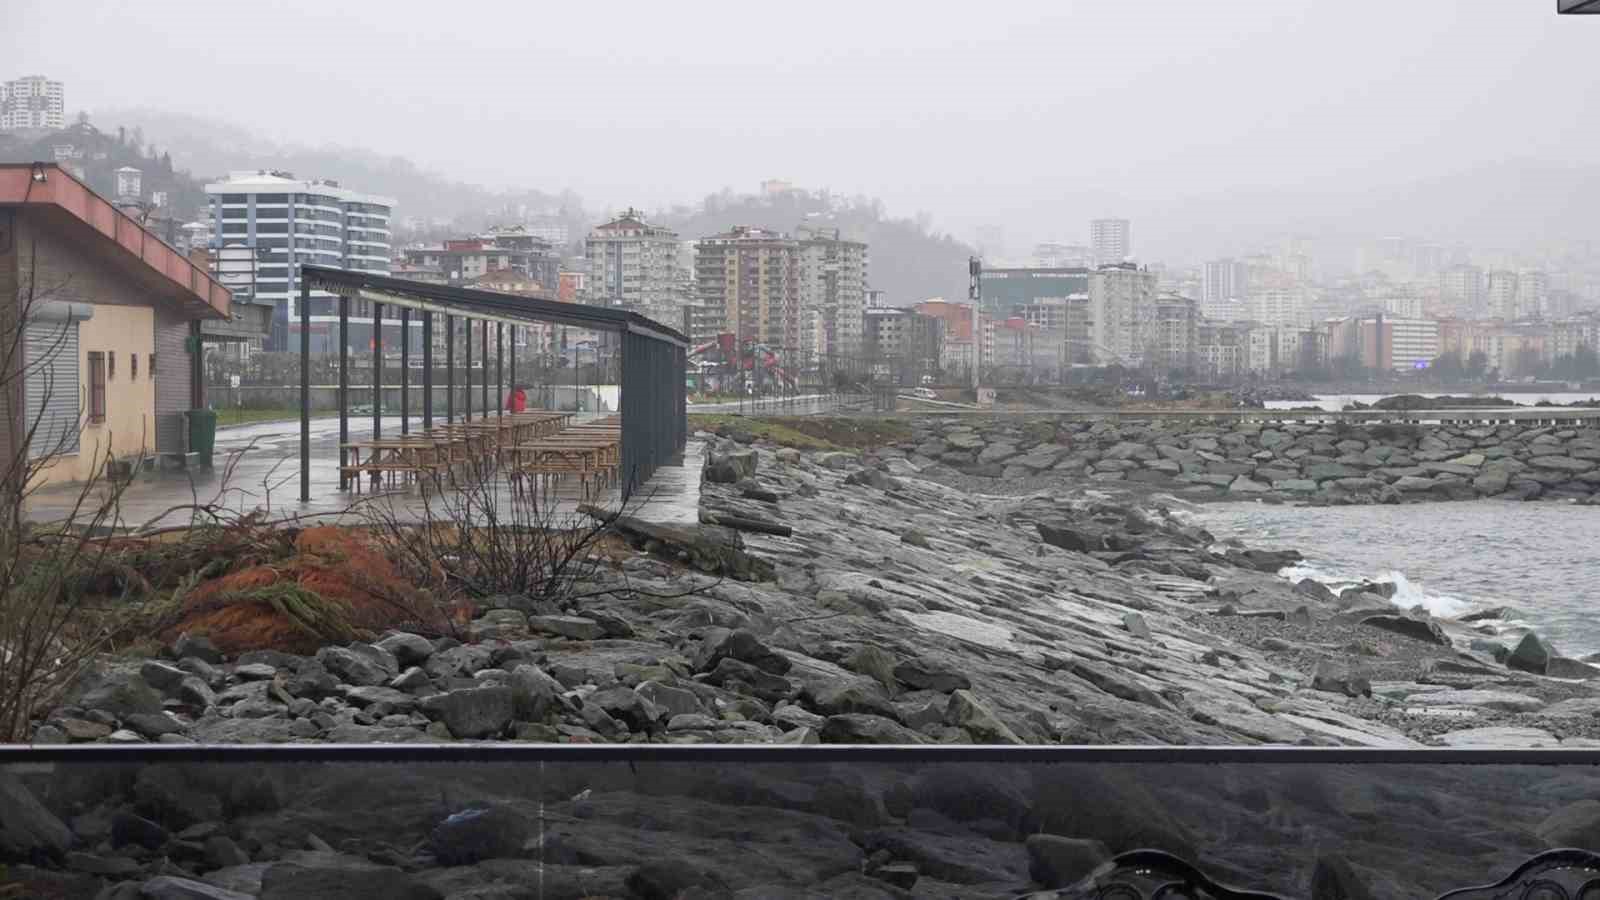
[
  {"left": 7, "top": 744, "right": 1600, "bottom": 766},
  {"left": 301, "top": 264, "right": 688, "bottom": 348}
]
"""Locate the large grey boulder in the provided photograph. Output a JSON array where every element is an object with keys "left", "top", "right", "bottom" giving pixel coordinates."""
[
  {"left": 140, "top": 876, "right": 255, "bottom": 900},
  {"left": 945, "top": 689, "right": 1022, "bottom": 744},
  {"left": 1026, "top": 835, "right": 1111, "bottom": 889},
  {"left": 819, "top": 714, "right": 928, "bottom": 744},
  {"left": 0, "top": 771, "right": 73, "bottom": 860},
  {"left": 419, "top": 686, "right": 514, "bottom": 739},
  {"left": 694, "top": 627, "right": 791, "bottom": 675},
  {"left": 1508, "top": 632, "right": 1552, "bottom": 675},
  {"left": 1360, "top": 614, "right": 1450, "bottom": 646},
  {"left": 315, "top": 646, "right": 389, "bottom": 687},
  {"left": 703, "top": 449, "right": 758, "bottom": 483},
  {"left": 428, "top": 806, "right": 531, "bottom": 865}
]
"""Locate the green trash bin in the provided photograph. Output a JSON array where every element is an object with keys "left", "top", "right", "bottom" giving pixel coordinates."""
[{"left": 187, "top": 409, "right": 217, "bottom": 467}]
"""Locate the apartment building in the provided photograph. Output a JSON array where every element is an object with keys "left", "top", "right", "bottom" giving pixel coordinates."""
[
  {"left": 796, "top": 226, "right": 868, "bottom": 360},
  {"left": 1151, "top": 293, "right": 1197, "bottom": 371},
  {"left": 1487, "top": 270, "right": 1520, "bottom": 321},
  {"left": 1203, "top": 258, "right": 1249, "bottom": 306},
  {"left": 205, "top": 170, "right": 393, "bottom": 351},
  {"left": 1248, "top": 286, "right": 1310, "bottom": 329},
  {"left": 1196, "top": 321, "right": 1248, "bottom": 378},
  {"left": 585, "top": 209, "right": 682, "bottom": 327},
  {"left": 1089, "top": 218, "right": 1130, "bottom": 266},
  {"left": 1087, "top": 263, "right": 1158, "bottom": 366},
  {"left": 694, "top": 226, "right": 801, "bottom": 348},
  {"left": 863, "top": 307, "right": 942, "bottom": 384},
  {"left": 1440, "top": 264, "right": 1486, "bottom": 315},
  {"left": 1, "top": 75, "right": 65, "bottom": 130}
]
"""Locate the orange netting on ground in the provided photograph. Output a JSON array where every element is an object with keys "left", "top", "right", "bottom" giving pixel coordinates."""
[{"left": 165, "top": 526, "right": 448, "bottom": 656}]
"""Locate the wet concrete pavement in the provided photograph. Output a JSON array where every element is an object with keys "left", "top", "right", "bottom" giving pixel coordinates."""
[{"left": 23, "top": 413, "right": 702, "bottom": 531}]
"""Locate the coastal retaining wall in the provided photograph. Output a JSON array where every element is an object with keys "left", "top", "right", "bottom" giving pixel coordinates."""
[{"left": 902, "top": 415, "right": 1600, "bottom": 503}]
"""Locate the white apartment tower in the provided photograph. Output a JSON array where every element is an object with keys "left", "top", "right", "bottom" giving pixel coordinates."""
[
  {"left": 0, "top": 75, "right": 65, "bottom": 130},
  {"left": 1088, "top": 263, "right": 1158, "bottom": 366},
  {"left": 1203, "top": 258, "right": 1249, "bottom": 306},
  {"left": 1089, "top": 218, "right": 1131, "bottom": 267},
  {"left": 206, "top": 171, "right": 394, "bottom": 352},
  {"left": 1487, "top": 270, "right": 1519, "bottom": 321},
  {"left": 584, "top": 208, "right": 683, "bottom": 328},
  {"left": 797, "top": 226, "right": 869, "bottom": 360}
]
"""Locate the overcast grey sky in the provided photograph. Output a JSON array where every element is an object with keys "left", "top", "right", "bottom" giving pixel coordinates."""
[{"left": 5, "top": 0, "right": 1595, "bottom": 258}]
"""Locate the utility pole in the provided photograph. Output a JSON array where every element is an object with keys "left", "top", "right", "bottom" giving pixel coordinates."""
[{"left": 968, "top": 256, "right": 982, "bottom": 390}]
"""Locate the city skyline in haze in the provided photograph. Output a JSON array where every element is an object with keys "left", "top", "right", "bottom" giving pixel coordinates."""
[{"left": 4, "top": 0, "right": 1596, "bottom": 264}]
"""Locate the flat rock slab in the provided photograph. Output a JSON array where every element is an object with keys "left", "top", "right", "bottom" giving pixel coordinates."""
[
  {"left": 1405, "top": 690, "right": 1544, "bottom": 713},
  {"left": 1437, "top": 726, "right": 1559, "bottom": 747}
]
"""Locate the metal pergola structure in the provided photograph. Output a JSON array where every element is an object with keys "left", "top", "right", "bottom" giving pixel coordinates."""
[{"left": 295, "top": 265, "right": 688, "bottom": 503}]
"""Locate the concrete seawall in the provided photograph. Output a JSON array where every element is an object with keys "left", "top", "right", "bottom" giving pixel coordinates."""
[{"left": 896, "top": 414, "right": 1600, "bottom": 504}]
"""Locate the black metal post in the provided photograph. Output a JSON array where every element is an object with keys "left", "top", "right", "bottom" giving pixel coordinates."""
[
  {"left": 496, "top": 321, "right": 504, "bottom": 419},
  {"left": 422, "top": 312, "right": 433, "bottom": 430},
  {"left": 299, "top": 276, "right": 310, "bottom": 503},
  {"left": 481, "top": 317, "right": 489, "bottom": 415},
  {"left": 509, "top": 325, "right": 517, "bottom": 404},
  {"left": 465, "top": 319, "right": 473, "bottom": 421},
  {"left": 445, "top": 315, "right": 455, "bottom": 423},
  {"left": 400, "top": 307, "right": 410, "bottom": 435},
  {"left": 338, "top": 294, "right": 349, "bottom": 489},
  {"left": 372, "top": 301, "right": 383, "bottom": 440}
]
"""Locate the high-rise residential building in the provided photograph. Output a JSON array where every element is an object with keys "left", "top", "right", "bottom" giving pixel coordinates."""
[
  {"left": 796, "top": 226, "right": 869, "bottom": 361},
  {"left": 584, "top": 209, "right": 683, "bottom": 328},
  {"left": 1440, "top": 263, "right": 1486, "bottom": 315},
  {"left": 1517, "top": 270, "right": 1550, "bottom": 320},
  {"left": 205, "top": 170, "right": 394, "bottom": 351},
  {"left": 0, "top": 75, "right": 65, "bottom": 130},
  {"left": 694, "top": 226, "right": 801, "bottom": 349},
  {"left": 1383, "top": 295, "right": 1424, "bottom": 319},
  {"left": 1203, "top": 258, "right": 1249, "bottom": 307},
  {"left": 1087, "top": 263, "right": 1158, "bottom": 365},
  {"left": 1089, "top": 218, "right": 1130, "bottom": 266},
  {"left": 1248, "top": 286, "right": 1310, "bottom": 329},
  {"left": 1152, "top": 293, "right": 1198, "bottom": 371},
  {"left": 1032, "top": 242, "right": 1093, "bottom": 268},
  {"left": 1487, "top": 270, "right": 1519, "bottom": 320},
  {"left": 403, "top": 233, "right": 559, "bottom": 294},
  {"left": 863, "top": 307, "right": 942, "bottom": 384}
]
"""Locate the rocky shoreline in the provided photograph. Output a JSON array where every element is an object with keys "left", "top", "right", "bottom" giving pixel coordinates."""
[
  {"left": 890, "top": 414, "right": 1600, "bottom": 506},
  {"left": 8, "top": 422, "right": 1600, "bottom": 897},
  {"left": 26, "top": 423, "right": 1600, "bottom": 751}
]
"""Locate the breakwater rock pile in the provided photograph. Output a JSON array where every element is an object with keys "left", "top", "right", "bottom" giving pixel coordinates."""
[{"left": 894, "top": 415, "right": 1600, "bottom": 504}]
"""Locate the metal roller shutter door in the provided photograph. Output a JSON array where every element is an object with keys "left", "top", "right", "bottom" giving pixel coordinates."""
[{"left": 23, "top": 317, "right": 80, "bottom": 459}]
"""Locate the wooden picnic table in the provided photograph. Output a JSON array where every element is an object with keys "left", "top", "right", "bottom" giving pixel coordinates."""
[{"left": 340, "top": 437, "right": 455, "bottom": 492}]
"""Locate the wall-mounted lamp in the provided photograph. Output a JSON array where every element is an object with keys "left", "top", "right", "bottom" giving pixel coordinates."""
[{"left": 30, "top": 163, "right": 47, "bottom": 183}]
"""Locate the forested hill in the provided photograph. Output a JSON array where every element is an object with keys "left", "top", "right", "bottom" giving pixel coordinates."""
[
  {"left": 85, "top": 108, "right": 591, "bottom": 245},
  {"left": 8, "top": 107, "right": 977, "bottom": 301},
  {"left": 654, "top": 189, "right": 976, "bottom": 305}
]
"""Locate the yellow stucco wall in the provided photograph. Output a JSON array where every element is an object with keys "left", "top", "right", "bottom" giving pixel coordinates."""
[{"left": 30, "top": 304, "right": 156, "bottom": 488}]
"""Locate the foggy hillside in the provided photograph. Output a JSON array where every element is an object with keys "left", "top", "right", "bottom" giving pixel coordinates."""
[
  {"left": 82, "top": 108, "right": 978, "bottom": 301},
  {"left": 654, "top": 189, "right": 977, "bottom": 305}
]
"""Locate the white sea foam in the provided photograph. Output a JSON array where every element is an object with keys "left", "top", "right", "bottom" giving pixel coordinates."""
[{"left": 1278, "top": 563, "right": 1471, "bottom": 618}]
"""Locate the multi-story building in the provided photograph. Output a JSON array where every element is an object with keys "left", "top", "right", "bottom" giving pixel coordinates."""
[
  {"left": 1087, "top": 263, "right": 1158, "bottom": 366},
  {"left": 1152, "top": 293, "right": 1197, "bottom": 371},
  {"left": 1032, "top": 242, "right": 1093, "bottom": 268},
  {"left": 1486, "top": 270, "right": 1520, "bottom": 321},
  {"left": 114, "top": 167, "right": 141, "bottom": 201},
  {"left": 1089, "top": 218, "right": 1130, "bottom": 266},
  {"left": 1551, "top": 312, "right": 1600, "bottom": 361},
  {"left": 863, "top": 307, "right": 942, "bottom": 384},
  {"left": 1330, "top": 316, "right": 1441, "bottom": 372},
  {"left": 1203, "top": 258, "right": 1249, "bottom": 308},
  {"left": 403, "top": 236, "right": 557, "bottom": 294},
  {"left": 205, "top": 170, "right": 394, "bottom": 351},
  {"left": 1248, "top": 286, "right": 1310, "bottom": 329},
  {"left": 0, "top": 75, "right": 65, "bottom": 130},
  {"left": 1440, "top": 263, "right": 1486, "bottom": 316},
  {"left": 1196, "top": 321, "right": 1248, "bottom": 379},
  {"left": 1517, "top": 270, "right": 1551, "bottom": 320},
  {"left": 585, "top": 209, "right": 682, "bottom": 327},
  {"left": 976, "top": 266, "right": 1090, "bottom": 320},
  {"left": 680, "top": 305, "right": 724, "bottom": 348},
  {"left": 796, "top": 226, "right": 868, "bottom": 361},
  {"left": 481, "top": 225, "right": 560, "bottom": 288},
  {"left": 1383, "top": 295, "right": 1424, "bottom": 319},
  {"left": 694, "top": 226, "right": 801, "bottom": 349}
]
